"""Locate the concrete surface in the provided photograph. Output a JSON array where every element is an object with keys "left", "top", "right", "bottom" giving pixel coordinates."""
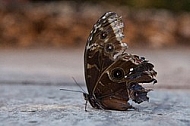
[{"left": 0, "top": 48, "right": 190, "bottom": 126}]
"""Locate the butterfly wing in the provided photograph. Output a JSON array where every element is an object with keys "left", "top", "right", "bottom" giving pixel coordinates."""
[
  {"left": 84, "top": 12, "right": 127, "bottom": 96},
  {"left": 84, "top": 12, "right": 130, "bottom": 109},
  {"left": 93, "top": 53, "right": 157, "bottom": 110},
  {"left": 84, "top": 12, "right": 157, "bottom": 110}
]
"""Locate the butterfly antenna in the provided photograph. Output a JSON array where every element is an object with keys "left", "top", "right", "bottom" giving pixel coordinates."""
[
  {"left": 72, "top": 77, "right": 86, "bottom": 93},
  {"left": 62, "top": 77, "right": 89, "bottom": 111},
  {"left": 60, "top": 88, "right": 84, "bottom": 93}
]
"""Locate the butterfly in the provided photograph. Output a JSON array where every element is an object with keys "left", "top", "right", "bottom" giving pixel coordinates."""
[{"left": 83, "top": 12, "right": 157, "bottom": 111}]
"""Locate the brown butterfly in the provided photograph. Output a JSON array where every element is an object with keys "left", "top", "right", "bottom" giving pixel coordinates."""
[{"left": 84, "top": 12, "right": 157, "bottom": 111}]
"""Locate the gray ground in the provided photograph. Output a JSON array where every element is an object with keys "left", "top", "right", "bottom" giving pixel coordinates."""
[{"left": 0, "top": 48, "right": 190, "bottom": 126}]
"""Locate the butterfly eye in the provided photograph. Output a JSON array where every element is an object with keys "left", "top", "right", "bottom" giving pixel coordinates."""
[
  {"left": 100, "top": 31, "right": 108, "bottom": 39},
  {"left": 105, "top": 43, "right": 114, "bottom": 53},
  {"left": 111, "top": 68, "right": 125, "bottom": 80}
]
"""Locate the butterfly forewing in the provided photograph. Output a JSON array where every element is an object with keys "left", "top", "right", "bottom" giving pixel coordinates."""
[{"left": 84, "top": 12, "right": 127, "bottom": 95}]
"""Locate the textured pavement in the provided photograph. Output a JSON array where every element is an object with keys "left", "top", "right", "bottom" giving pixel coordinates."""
[{"left": 0, "top": 48, "right": 190, "bottom": 126}]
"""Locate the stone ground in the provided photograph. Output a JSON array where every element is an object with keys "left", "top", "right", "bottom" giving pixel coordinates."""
[{"left": 0, "top": 48, "right": 190, "bottom": 126}]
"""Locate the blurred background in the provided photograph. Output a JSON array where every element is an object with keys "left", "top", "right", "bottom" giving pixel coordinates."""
[
  {"left": 0, "top": 0, "right": 190, "bottom": 48},
  {"left": 0, "top": 0, "right": 190, "bottom": 88}
]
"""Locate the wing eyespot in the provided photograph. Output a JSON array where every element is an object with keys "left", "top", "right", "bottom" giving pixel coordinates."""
[
  {"left": 110, "top": 67, "right": 125, "bottom": 81},
  {"left": 100, "top": 31, "right": 108, "bottom": 39},
  {"left": 104, "top": 43, "right": 115, "bottom": 53}
]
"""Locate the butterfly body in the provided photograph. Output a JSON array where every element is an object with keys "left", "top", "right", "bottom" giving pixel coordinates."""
[{"left": 84, "top": 12, "right": 157, "bottom": 111}]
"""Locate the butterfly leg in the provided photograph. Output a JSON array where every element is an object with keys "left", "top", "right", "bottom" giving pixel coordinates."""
[{"left": 85, "top": 100, "right": 88, "bottom": 112}]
